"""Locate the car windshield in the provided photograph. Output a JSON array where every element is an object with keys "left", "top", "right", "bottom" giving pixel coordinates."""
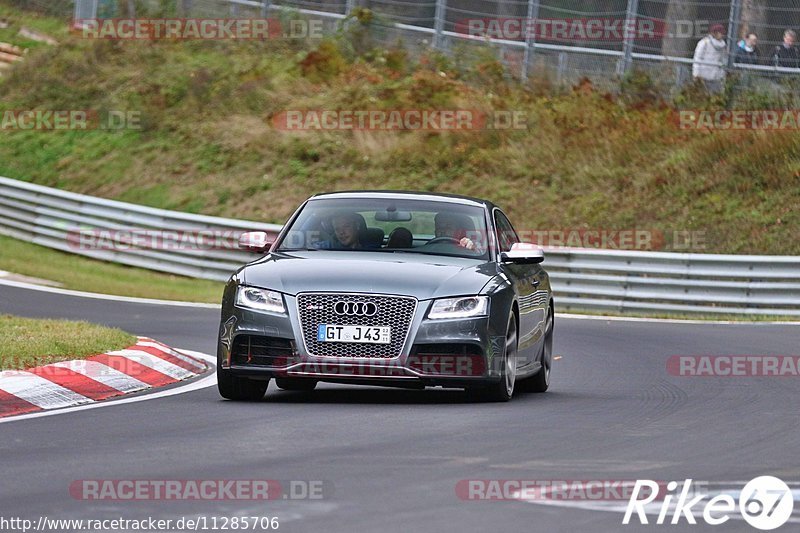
[{"left": 276, "top": 197, "right": 490, "bottom": 260}]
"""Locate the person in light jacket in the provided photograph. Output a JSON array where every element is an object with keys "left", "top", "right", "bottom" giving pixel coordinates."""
[{"left": 693, "top": 24, "right": 727, "bottom": 93}]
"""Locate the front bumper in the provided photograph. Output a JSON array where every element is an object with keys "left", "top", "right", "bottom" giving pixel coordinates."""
[{"left": 218, "top": 293, "right": 509, "bottom": 388}]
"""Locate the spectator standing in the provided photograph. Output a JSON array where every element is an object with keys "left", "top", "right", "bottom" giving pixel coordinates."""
[
  {"left": 693, "top": 24, "right": 728, "bottom": 93},
  {"left": 735, "top": 33, "right": 760, "bottom": 65},
  {"left": 772, "top": 29, "right": 800, "bottom": 68}
]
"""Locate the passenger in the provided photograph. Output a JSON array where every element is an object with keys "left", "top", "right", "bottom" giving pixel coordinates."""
[{"left": 331, "top": 212, "right": 363, "bottom": 249}]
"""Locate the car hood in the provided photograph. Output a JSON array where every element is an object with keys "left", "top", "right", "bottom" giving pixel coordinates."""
[{"left": 240, "top": 251, "right": 497, "bottom": 300}]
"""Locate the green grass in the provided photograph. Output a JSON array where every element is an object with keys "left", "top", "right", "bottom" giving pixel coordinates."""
[
  {"left": 0, "top": 314, "right": 137, "bottom": 370},
  {"left": 0, "top": 5, "right": 797, "bottom": 254},
  {"left": 0, "top": 0, "right": 797, "bottom": 323},
  {"left": 0, "top": 3, "right": 69, "bottom": 50},
  {"left": 0, "top": 234, "right": 223, "bottom": 302}
]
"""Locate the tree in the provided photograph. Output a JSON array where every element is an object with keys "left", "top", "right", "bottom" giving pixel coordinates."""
[{"left": 661, "top": 0, "right": 697, "bottom": 58}]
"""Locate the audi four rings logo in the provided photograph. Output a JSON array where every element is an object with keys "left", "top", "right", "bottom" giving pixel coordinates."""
[{"left": 334, "top": 301, "right": 378, "bottom": 316}]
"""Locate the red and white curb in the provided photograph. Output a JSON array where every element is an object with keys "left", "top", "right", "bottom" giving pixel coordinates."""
[{"left": 0, "top": 337, "right": 208, "bottom": 418}]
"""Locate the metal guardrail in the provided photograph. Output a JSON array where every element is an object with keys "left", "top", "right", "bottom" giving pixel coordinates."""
[
  {"left": 0, "top": 176, "right": 281, "bottom": 281},
  {"left": 1, "top": 176, "right": 799, "bottom": 316}
]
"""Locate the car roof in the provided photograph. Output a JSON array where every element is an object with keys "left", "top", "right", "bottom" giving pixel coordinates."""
[{"left": 309, "top": 190, "right": 496, "bottom": 209}]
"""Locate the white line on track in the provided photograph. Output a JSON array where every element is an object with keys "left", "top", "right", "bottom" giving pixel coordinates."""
[
  {"left": 554, "top": 312, "right": 800, "bottom": 325},
  {"left": 0, "top": 350, "right": 216, "bottom": 425},
  {"left": 0, "top": 278, "right": 219, "bottom": 308}
]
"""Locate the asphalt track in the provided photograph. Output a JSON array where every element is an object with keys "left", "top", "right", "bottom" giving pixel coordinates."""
[{"left": 1, "top": 282, "right": 798, "bottom": 533}]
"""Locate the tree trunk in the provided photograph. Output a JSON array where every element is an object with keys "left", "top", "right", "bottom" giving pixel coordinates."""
[
  {"left": 661, "top": 0, "right": 697, "bottom": 58},
  {"left": 738, "top": 0, "right": 767, "bottom": 39},
  {"left": 179, "top": 0, "right": 193, "bottom": 17}
]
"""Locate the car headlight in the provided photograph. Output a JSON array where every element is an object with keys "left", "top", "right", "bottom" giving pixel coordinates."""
[
  {"left": 235, "top": 286, "right": 286, "bottom": 314},
  {"left": 428, "top": 296, "right": 489, "bottom": 319}
]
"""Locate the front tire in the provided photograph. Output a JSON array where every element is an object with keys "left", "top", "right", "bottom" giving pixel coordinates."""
[
  {"left": 217, "top": 364, "right": 269, "bottom": 401},
  {"left": 468, "top": 313, "right": 517, "bottom": 402}
]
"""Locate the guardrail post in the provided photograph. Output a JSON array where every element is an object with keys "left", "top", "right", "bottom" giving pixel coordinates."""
[
  {"left": 675, "top": 63, "right": 686, "bottom": 87},
  {"left": 521, "top": 0, "right": 541, "bottom": 82},
  {"left": 726, "top": 0, "right": 742, "bottom": 68},
  {"left": 618, "top": 0, "right": 639, "bottom": 75},
  {"left": 73, "top": 0, "right": 99, "bottom": 21},
  {"left": 556, "top": 51, "right": 567, "bottom": 85},
  {"left": 433, "top": 0, "right": 446, "bottom": 49}
]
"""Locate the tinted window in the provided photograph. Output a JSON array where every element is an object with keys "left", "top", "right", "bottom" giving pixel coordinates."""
[
  {"left": 494, "top": 210, "right": 519, "bottom": 253},
  {"left": 277, "top": 197, "right": 490, "bottom": 260}
]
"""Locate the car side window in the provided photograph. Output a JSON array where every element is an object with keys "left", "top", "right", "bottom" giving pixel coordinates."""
[{"left": 494, "top": 211, "right": 519, "bottom": 253}]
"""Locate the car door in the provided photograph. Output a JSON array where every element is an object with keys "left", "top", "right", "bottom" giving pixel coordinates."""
[{"left": 494, "top": 210, "right": 547, "bottom": 368}]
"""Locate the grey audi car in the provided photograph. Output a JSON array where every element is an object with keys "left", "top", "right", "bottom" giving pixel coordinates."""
[{"left": 217, "top": 191, "right": 553, "bottom": 402}]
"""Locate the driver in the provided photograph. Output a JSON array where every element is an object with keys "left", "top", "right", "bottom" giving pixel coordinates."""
[{"left": 433, "top": 212, "right": 476, "bottom": 250}]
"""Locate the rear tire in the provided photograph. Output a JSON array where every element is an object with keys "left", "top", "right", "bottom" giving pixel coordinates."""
[
  {"left": 275, "top": 378, "right": 317, "bottom": 391},
  {"left": 217, "top": 364, "right": 269, "bottom": 401},
  {"left": 519, "top": 304, "right": 553, "bottom": 393}
]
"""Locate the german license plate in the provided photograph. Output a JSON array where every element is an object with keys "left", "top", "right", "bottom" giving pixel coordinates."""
[{"left": 317, "top": 325, "right": 391, "bottom": 344}]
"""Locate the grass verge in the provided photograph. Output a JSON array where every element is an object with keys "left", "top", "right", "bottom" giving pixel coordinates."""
[
  {"left": 0, "top": 4, "right": 797, "bottom": 255},
  {"left": 0, "top": 234, "right": 224, "bottom": 303},
  {"left": 0, "top": 314, "right": 137, "bottom": 370}
]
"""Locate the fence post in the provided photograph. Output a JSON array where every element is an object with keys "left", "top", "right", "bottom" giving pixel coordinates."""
[
  {"left": 726, "top": 0, "right": 742, "bottom": 68},
  {"left": 261, "top": 0, "right": 271, "bottom": 18},
  {"left": 179, "top": 0, "right": 193, "bottom": 17},
  {"left": 556, "top": 51, "right": 567, "bottom": 85},
  {"left": 619, "top": 0, "right": 639, "bottom": 76},
  {"left": 346, "top": 0, "right": 356, "bottom": 17},
  {"left": 521, "top": 0, "right": 541, "bottom": 81},
  {"left": 433, "top": 0, "right": 446, "bottom": 49}
]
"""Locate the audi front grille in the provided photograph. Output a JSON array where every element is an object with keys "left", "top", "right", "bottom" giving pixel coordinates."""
[{"left": 296, "top": 293, "right": 417, "bottom": 358}]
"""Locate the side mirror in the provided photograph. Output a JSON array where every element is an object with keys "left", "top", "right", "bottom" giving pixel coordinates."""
[
  {"left": 500, "top": 243, "right": 544, "bottom": 264},
  {"left": 238, "top": 231, "right": 274, "bottom": 253}
]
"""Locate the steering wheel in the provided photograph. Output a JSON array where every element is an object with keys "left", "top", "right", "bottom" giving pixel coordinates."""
[{"left": 425, "top": 236, "right": 462, "bottom": 246}]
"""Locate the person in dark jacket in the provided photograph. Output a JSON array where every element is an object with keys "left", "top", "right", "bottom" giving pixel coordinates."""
[
  {"left": 735, "top": 33, "right": 760, "bottom": 65},
  {"left": 772, "top": 29, "right": 800, "bottom": 68}
]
